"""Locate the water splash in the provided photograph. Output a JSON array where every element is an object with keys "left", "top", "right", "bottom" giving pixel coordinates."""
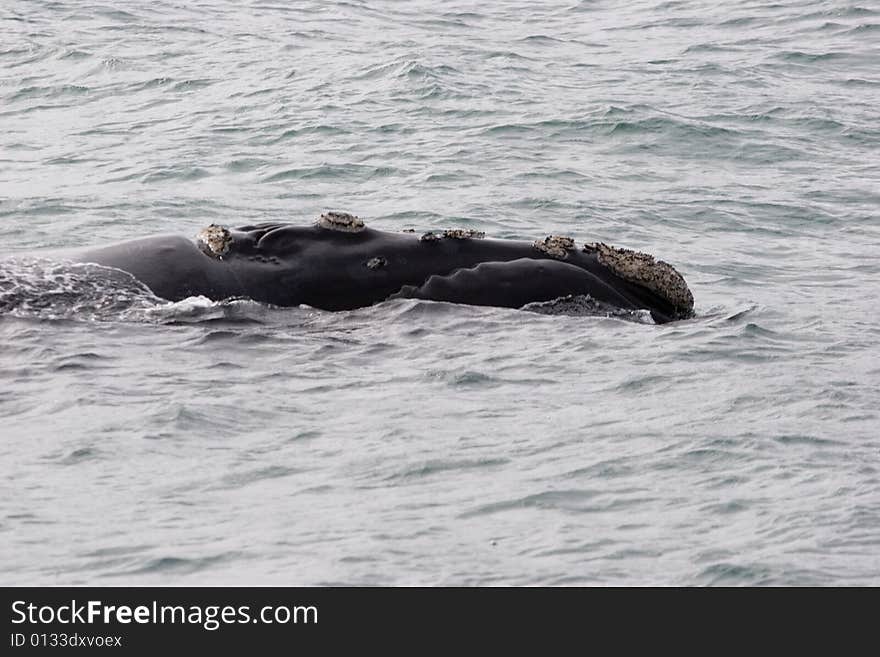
[{"left": 0, "top": 257, "right": 161, "bottom": 321}]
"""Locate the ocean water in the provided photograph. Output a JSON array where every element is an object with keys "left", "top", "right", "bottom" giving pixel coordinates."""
[{"left": 1, "top": 0, "right": 878, "bottom": 585}]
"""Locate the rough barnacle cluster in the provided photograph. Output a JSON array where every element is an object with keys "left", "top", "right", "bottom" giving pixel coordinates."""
[
  {"left": 583, "top": 242, "right": 694, "bottom": 315},
  {"left": 442, "top": 228, "right": 485, "bottom": 240},
  {"left": 365, "top": 256, "right": 387, "bottom": 270},
  {"left": 196, "top": 224, "right": 233, "bottom": 258},
  {"left": 316, "top": 211, "right": 365, "bottom": 233},
  {"left": 533, "top": 235, "right": 575, "bottom": 259},
  {"left": 419, "top": 231, "right": 441, "bottom": 242}
]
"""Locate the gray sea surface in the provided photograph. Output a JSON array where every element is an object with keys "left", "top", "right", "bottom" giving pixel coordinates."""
[{"left": 1, "top": 0, "right": 879, "bottom": 585}]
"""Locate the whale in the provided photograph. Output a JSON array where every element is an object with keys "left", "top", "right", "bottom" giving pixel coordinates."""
[{"left": 61, "top": 212, "right": 694, "bottom": 323}]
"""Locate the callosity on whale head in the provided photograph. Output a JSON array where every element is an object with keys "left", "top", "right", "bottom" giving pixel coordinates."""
[{"left": 582, "top": 242, "right": 694, "bottom": 319}]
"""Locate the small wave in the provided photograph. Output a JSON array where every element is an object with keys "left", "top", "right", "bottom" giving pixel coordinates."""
[
  {"left": 262, "top": 163, "right": 399, "bottom": 182},
  {"left": 517, "top": 34, "right": 567, "bottom": 45},
  {"left": 170, "top": 79, "right": 215, "bottom": 92},
  {"left": 106, "top": 553, "right": 241, "bottom": 577},
  {"left": 482, "top": 123, "right": 538, "bottom": 136},
  {"left": 55, "top": 447, "right": 102, "bottom": 466},
  {"left": 351, "top": 58, "right": 461, "bottom": 83},
  {"left": 269, "top": 125, "right": 350, "bottom": 144},
  {"left": 695, "top": 562, "right": 789, "bottom": 586},
  {"left": 428, "top": 369, "right": 497, "bottom": 388},
  {"left": 843, "top": 23, "right": 880, "bottom": 35},
  {"left": 52, "top": 352, "right": 113, "bottom": 371},
  {"left": 223, "top": 157, "right": 273, "bottom": 172},
  {"left": 607, "top": 116, "right": 737, "bottom": 139},
  {"left": 6, "top": 84, "right": 91, "bottom": 103},
  {"left": 775, "top": 50, "right": 847, "bottom": 63},
  {"left": 94, "top": 8, "right": 139, "bottom": 23},
  {"left": 211, "top": 465, "right": 303, "bottom": 491},
  {"left": 384, "top": 457, "right": 509, "bottom": 482},
  {"left": 684, "top": 43, "right": 740, "bottom": 54},
  {"left": 141, "top": 166, "right": 211, "bottom": 183},
  {"left": 460, "top": 489, "right": 610, "bottom": 518},
  {"left": 58, "top": 49, "right": 92, "bottom": 60}
]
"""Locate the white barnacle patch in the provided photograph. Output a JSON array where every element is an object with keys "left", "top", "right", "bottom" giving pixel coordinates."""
[
  {"left": 196, "top": 224, "right": 232, "bottom": 259},
  {"left": 442, "top": 228, "right": 485, "bottom": 240},
  {"left": 316, "top": 211, "right": 366, "bottom": 233},
  {"left": 533, "top": 235, "right": 575, "bottom": 259},
  {"left": 584, "top": 242, "right": 694, "bottom": 316},
  {"left": 419, "top": 231, "right": 441, "bottom": 243},
  {"left": 365, "top": 256, "right": 387, "bottom": 270}
]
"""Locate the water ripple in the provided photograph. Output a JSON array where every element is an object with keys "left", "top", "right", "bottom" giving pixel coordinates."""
[{"left": 1, "top": 0, "right": 878, "bottom": 587}]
